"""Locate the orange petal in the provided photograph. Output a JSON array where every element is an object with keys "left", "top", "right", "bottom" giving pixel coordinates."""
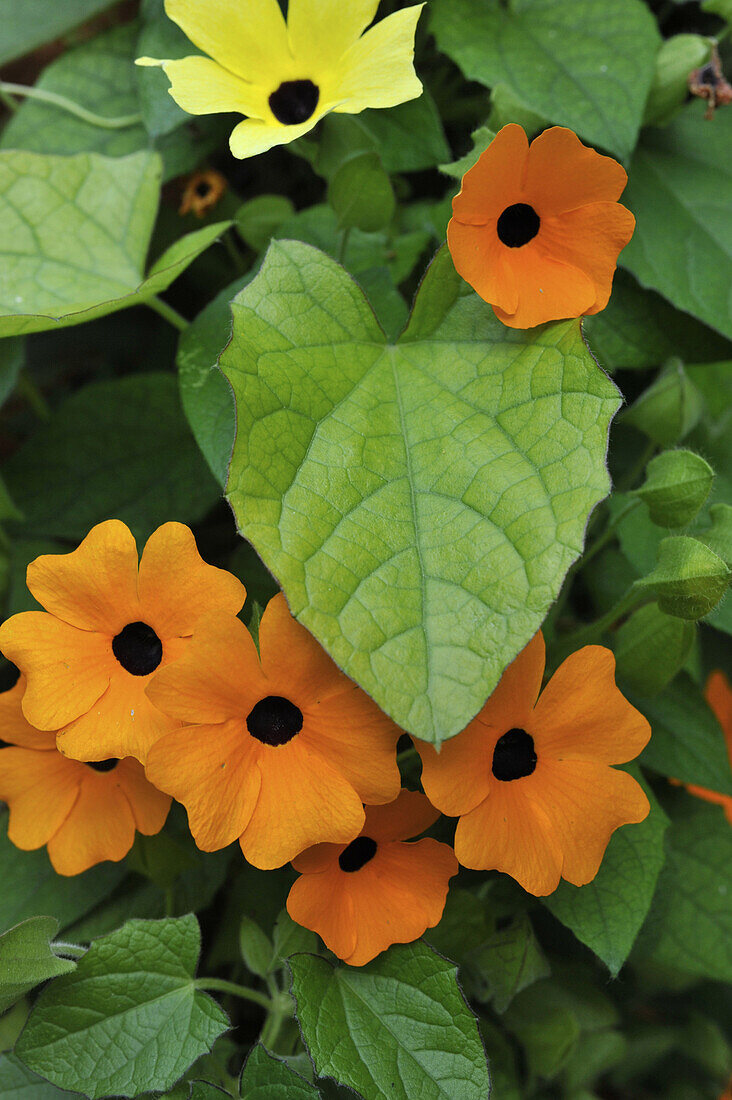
[
  {"left": 528, "top": 758, "right": 650, "bottom": 887},
  {"left": 0, "top": 678, "right": 56, "bottom": 750},
  {"left": 684, "top": 784, "right": 732, "bottom": 825},
  {"left": 524, "top": 127, "right": 628, "bottom": 216},
  {"left": 146, "top": 612, "right": 263, "bottom": 724},
  {"left": 287, "top": 864, "right": 358, "bottom": 960},
  {"left": 336, "top": 838, "right": 457, "bottom": 965},
  {"left": 291, "top": 841, "right": 342, "bottom": 874},
  {"left": 300, "top": 688, "right": 401, "bottom": 805},
  {"left": 533, "top": 646, "right": 650, "bottom": 765},
  {"left": 137, "top": 523, "right": 246, "bottom": 639},
  {"left": 477, "top": 631, "right": 546, "bottom": 734},
  {"left": 145, "top": 718, "right": 261, "bottom": 850},
  {"left": 537, "top": 202, "right": 635, "bottom": 316},
  {"left": 363, "top": 789, "right": 439, "bottom": 843},
  {"left": 46, "top": 768, "right": 137, "bottom": 876},
  {"left": 26, "top": 520, "right": 140, "bottom": 633},
  {"left": 0, "top": 747, "right": 81, "bottom": 849},
  {"left": 258, "top": 594, "right": 347, "bottom": 704},
  {"left": 492, "top": 243, "right": 596, "bottom": 328},
  {"left": 0, "top": 612, "right": 113, "bottom": 731},
  {"left": 446, "top": 219, "right": 519, "bottom": 314},
  {"left": 115, "top": 758, "right": 171, "bottom": 835},
  {"left": 239, "top": 740, "right": 365, "bottom": 869},
  {"left": 705, "top": 671, "right": 732, "bottom": 759},
  {"left": 451, "top": 124, "right": 529, "bottom": 224},
  {"left": 454, "top": 782, "right": 564, "bottom": 896},
  {"left": 56, "top": 670, "right": 178, "bottom": 764}
]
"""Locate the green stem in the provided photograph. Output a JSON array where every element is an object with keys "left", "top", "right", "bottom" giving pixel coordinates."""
[
  {"left": 52, "top": 941, "right": 87, "bottom": 958},
  {"left": 0, "top": 81, "right": 141, "bottom": 129},
  {"left": 0, "top": 89, "right": 18, "bottom": 112},
  {"left": 579, "top": 498, "right": 642, "bottom": 573},
  {"left": 223, "top": 230, "right": 247, "bottom": 273},
  {"left": 260, "top": 996, "right": 293, "bottom": 1051},
  {"left": 194, "top": 977, "right": 273, "bottom": 1010},
  {"left": 551, "top": 585, "right": 647, "bottom": 668},
  {"left": 17, "top": 370, "right": 50, "bottom": 420},
  {"left": 147, "top": 296, "right": 189, "bottom": 332}
]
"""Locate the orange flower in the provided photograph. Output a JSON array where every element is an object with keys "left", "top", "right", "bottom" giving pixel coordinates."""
[
  {"left": 0, "top": 521, "right": 245, "bottom": 763},
  {"left": 179, "top": 169, "right": 228, "bottom": 217},
  {"left": 683, "top": 670, "right": 732, "bottom": 824},
  {"left": 416, "top": 633, "right": 651, "bottom": 896},
  {"left": 447, "top": 124, "right": 635, "bottom": 329},
  {"left": 0, "top": 678, "right": 170, "bottom": 875},
  {"left": 287, "top": 789, "right": 458, "bottom": 966},
  {"left": 145, "top": 594, "right": 402, "bottom": 869}
]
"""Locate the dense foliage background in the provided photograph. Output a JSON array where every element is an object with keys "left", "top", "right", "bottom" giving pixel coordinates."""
[{"left": 0, "top": 0, "right": 731, "bottom": 1098}]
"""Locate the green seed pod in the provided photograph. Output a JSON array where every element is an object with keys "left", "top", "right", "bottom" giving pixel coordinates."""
[
  {"left": 696, "top": 503, "right": 732, "bottom": 568},
  {"left": 643, "top": 35, "right": 711, "bottom": 126},
  {"left": 634, "top": 449, "right": 714, "bottom": 528},
  {"left": 622, "top": 360, "right": 703, "bottom": 446},
  {"left": 636, "top": 535, "right": 731, "bottom": 620}
]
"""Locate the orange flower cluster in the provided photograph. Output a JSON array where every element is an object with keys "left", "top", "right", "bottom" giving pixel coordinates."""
[{"left": 0, "top": 520, "right": 657, "bottom": 964}]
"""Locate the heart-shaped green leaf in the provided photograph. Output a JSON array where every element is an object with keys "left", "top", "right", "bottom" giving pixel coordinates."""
[{"left": 222, "top": 241, "right": 620, "bottom": 741}]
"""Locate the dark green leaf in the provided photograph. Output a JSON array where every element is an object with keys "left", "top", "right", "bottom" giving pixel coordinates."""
[
  {"left": 0, "top": 339, "right": 23, "bottom": 410},
  {"left": 16, "top": 915, "right": 229, "bottom": 1099},
  {"left": 503, "top": 981, "right": 580, "bottom": 1080},
  {"left": 614, "top": 603, "right": 696, "bottom": 696},
  {"left": 239, "top": 917, "right": 274, "bottom": 979},
  {"left": 328, "top": 153, "right": 396, "bottom": 233},
  {"left": 221, "top": 240, "right": 620, "bottom": 741},
  {"left": 4, "top": 373, "right": 220, "bottom": 543},
  {"left": 290, "top": 942, "right": 490, "bottom": 1099},
  {"left": 271, "top": 911, "right": 319, "bottom": 965},
  {"left": 467, "top": 912, "right": 550, "bottom": 1013},
  {"left": 621, "top": 362, "right": 704, "bottom": 446},
  {"left": 0, "top": 1053, "right": 71, "bottom": 1099},
  {"left": 236, "top": 196, "right": 295, "bottom": 253},
  {"left": 136, "top": 10, "right": 192, "bottom": 137},
  {"left": 621, "top": 101, "right": 732, "bottom": 342},
  {"left": 0, "top": 0, "right": 113, "bottom": 66},
  {"left": 0, "top": 918, "right": 75, "bottom": 1015},
  {"left": 430, "top": 0, "right": 659, "bottom": 158},
  {"left": 239, "top": 1045, "right": 320, "bottom": 1099}
]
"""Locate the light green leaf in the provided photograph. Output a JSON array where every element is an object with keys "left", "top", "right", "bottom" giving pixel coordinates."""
[
  {"left": 0, "top": 0, "right": 113, "bottom": 66},
  {"left": 239, "top": 1045, "right": 320, "bottom": 1099},
  {"left": 643, "top": 35, "right": 711, "bottom": 126},
  {"left": 236, "top": 196, "right": 295, "bottom": 253},
  {"left": 430, "top": 0, "right": 660, "bottom": 158},
  {"left": 289, "top": 942, "right": 490, "bottom": 1099},
  {"left": 0, "top": 149, "right": 229, "bottom": 336},
  {"left": 16, "top": 915, "right": 229, "bottom": 1099},
  {"left": 3, "top": 373, "right": 220, "bottom": 543},
  {"left": 621, "top": 101, "right": 732, "bottom": 341},
  {"left": 328, "top": 152, "right": 396, "bottom": 233},
  {"left": 0, "top": 918, "right": 75, "bottom": 1015},
  {"left": 222, "top": 241, "right": 620, "bottom": 740},
  {"left": 636, "top": 674, "right": 732, "bottom": 795},
  {"left": 545, "top": 773, "right": 669, "bottom": 976},
  {"left": 634, "top": 800, "right": 732, "bottom": 981},
  {"left": 441, "top": 126, "right": 496, "bottom": 180},
  {"left": 0, "top": 1053, "right": 71, "bottom": 1099},
  {"left": 0, "top": 811, "right": 125, "bottom": 937},
  {"left": 621, "top": 362, "right": 704, "bottom": 446}
]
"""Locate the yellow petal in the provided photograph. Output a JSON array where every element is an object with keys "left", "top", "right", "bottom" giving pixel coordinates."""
[
  {"left": 153, "top": 56, "right": 269, "bottom": 119},
  {"left": 287, "top": 0, "right": 379, "bottom": 68},
  {"left": 165, "top": 0, "right": 290, "bottom": 84},
  {"left": 331, "top": 5, "right": 424, "bottom": 114},
  {"left": 228, "top": 116, "right": 322, "bottom": 158}
]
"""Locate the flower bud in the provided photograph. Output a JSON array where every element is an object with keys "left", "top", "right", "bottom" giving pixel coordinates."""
[
  {"left": 634, "top": 450, "right": 714, "bottom": 528},
  {"left": 636, "top": 536, "right": 731, "bottom": 620},
  {"left": 622, "top": 360, "right": 703, "bottom": 446},
  {"left": 643, "top": 35, "right": 711, "bottom": 126},
  {"left": 697, "top": 503, "right": 732, "bottom": 568}
]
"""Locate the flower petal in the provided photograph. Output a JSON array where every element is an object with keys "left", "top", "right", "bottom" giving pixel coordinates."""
[
  {"left": 537, "top": 203, "right": 635, "bottom": 316},
  {"left": 239, "top": 740, "right": 364, "bottom": 868},
  {"left": 291, "top": 841, "right": 341, "bottom": 875},
  {"left": 146, "top": 612, "right": 263, "bottom": 724},
  {"left": 416, "top": 721, "right": 493, "bottom": 818},
  {"left": 0, "top": 613, "right": 112, "bottom": 731},
  {"left": 137, "top": 522, "right": 246, "bottom": 639},
  {"left": 115, "top": 758, "right": 171, "bottom": 835},
  {"left": 705, "top": 670, "right": 732, "bottom": 757},
  {"left": 25, "top": 520, "right": 139, "bottom": 633},
  {"left": 525, "top": 127, "right": 629, "bottom": 216},
  {"left": 152, "top": 56, "right": 270, "bottom": 119},
  {"left": 454, "top": 783, "right": 564, "bottom": 896},
  {"left": 258, "top": 593, "right": 345, "bottom": 703},
  {"left": 46, "top": 769, "right": 137, "bottom": 876},
  {"left": 145, "top": 718, "right": 261, "bottom": 850},
  {"left": 477, "top": 631, "right": 546, "bottom": 735},
  {"left": 452, "top": 124, "right": 529, "bottom": 224},
  {"left": 287, "top": 0, "right": 379, "bottom": 67},
  {"left": 446, "top": 220, "right": 519, "bottom": 315},
  {"left": 331, "top": 5, "right": 423, "bottom": 114},
  {"left": 533, "top": 646, "right": 650, "bottom": 764},
  {"left": 491, "top": 243, "right": 596, "bottom": 328},
  {"left": 165, "top": 0, "right": 290, "bottom": 84},
  {"left": 0, "top": 747, "right": 81, "bottom": 849},
  {"left": 528, "top": 758, "right": 650, "bottom": 887},
  {"left": 57, "top": 670, "right": 177, "bottom": 764},
  {"left": 287, "top": 864, "right": 358, "bottom": 960},
  {"left": 684, "top": 784, "right": 732, "bottom": 825},
  {"left": 0, "top": 678, "right": 56, "bottom": 750},
  {"left": 229, "top": 116, "right": 323, "bottom": 158},
  {"left": 363, "top": 789, "right": 439, "bottom": 843}
]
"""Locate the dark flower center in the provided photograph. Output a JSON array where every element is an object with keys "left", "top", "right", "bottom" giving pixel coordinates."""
[
  {"left": 112, "top": 621, "right": 163, "bottom": 677},
  {"left": 497, "top": 203, "right": 541, "bottom": 248},
  {"left": 195, "top": 180, "right": 212, "bottom": 198},
  {"left": 339, "top": 835, "right": 378, "bottom": 872},
  {"left": 85, "top": 758, "right": 120, "bottom": 773},
  {"left": 269, "top": 80, "right": 319, "bottom": 125},
  {"left": 246, "top": 695, "right": 303, "bottom": 747},
  {"left": 492, "top": 727, "right": 537, "bottom": 781},
  {"left": 0, "top": 740, "right": 10, "bottom": 750}
]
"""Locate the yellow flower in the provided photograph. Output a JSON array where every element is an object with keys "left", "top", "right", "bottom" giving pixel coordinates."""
[{"left": 136, "top": 0, "right": 424, "bottom": 159}]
